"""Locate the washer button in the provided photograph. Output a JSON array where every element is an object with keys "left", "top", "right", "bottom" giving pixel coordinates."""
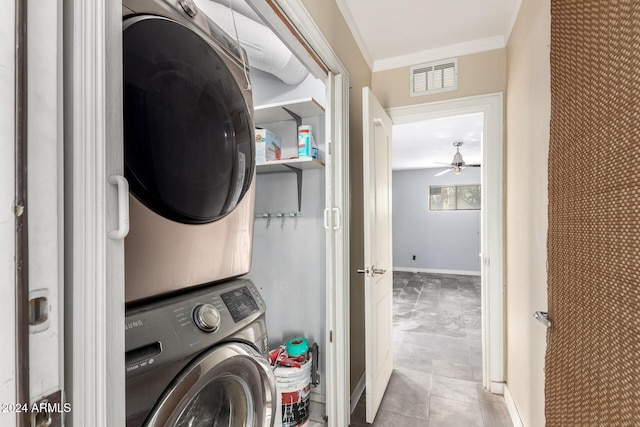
[{"left": 193, "top": 304, "right": 221, "bottom": 332}]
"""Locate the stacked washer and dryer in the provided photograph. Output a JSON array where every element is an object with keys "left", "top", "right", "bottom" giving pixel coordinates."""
[{"left": 121, "top": 0, "right": 276, "bottom": 425}]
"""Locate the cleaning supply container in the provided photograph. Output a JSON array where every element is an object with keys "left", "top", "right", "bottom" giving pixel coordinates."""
[
  {"left": 273, "top": 337, "right": 313, "bottom": 427},
  {"left": 274, "top": 355, "right": 312, "bottom": 427},
  {"left": 298, "top": 125, "right": 313, "bottom": 158}
]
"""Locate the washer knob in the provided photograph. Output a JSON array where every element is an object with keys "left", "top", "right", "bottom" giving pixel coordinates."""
[
  {"left": 193, "top": 304, "right": 221, "bottom": 333},
  {"left": 178, "top": 0, "right": 198, "bottom": 17}
]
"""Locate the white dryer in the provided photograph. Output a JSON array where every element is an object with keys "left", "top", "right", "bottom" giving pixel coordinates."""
[
  {"left": 122, "top": 0, "right": 256, "bottom": 303},
  {"left": 125, "top": 279, "right": 276, "bottom": 426}
]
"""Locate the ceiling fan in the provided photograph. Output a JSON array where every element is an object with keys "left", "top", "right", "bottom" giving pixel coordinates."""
[{"left": 434, "top": 141, "right": 480, "bottom": 176}]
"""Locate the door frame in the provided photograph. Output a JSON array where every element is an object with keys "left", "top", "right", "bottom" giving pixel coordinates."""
[
  {"left": 1, "top": 1, "right": 17, "bottom": 423},
  {"left": 65, "top": 0, "right": 126, "bottom": 425},
  {"left": 246, "top": 1, "right": 352, "bottom": 425},
  {"left": 69, "top": 0, "right": 352, "bottom": 425},
  {"left": 388, "top": 92, "right": 505, "bottom": 393}
]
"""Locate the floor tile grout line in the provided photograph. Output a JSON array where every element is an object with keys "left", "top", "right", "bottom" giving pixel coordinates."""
[{"left": 352, "top": 271, "right": 510, "bottom": 427}]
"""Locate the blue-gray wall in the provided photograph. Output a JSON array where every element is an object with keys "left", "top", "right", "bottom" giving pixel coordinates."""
[
  {"left": 247, "top": 71, "right": 326, "bottom": 396},
  {"left": 392, "top": 167, "right": 481, "bottom": 273}
]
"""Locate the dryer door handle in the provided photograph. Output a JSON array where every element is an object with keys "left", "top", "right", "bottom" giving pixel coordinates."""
[{"left": 108, "top": 175, "right": 130, "bottom": 240}]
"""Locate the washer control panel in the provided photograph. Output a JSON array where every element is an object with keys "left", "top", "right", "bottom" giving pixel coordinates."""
[
  {"left": 220, "top": 286, "right": 260, "bottom": 323},
  {"left": 125, "top": 278, "right": 266, "bottom": 378},
  {"left": 192, "top": 303, "right": 221, "bottom": 332}
]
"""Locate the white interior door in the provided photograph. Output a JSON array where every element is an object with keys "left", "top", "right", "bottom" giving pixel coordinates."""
[{"left": 362, "top": 87, "right": 393, "bottom": 423}]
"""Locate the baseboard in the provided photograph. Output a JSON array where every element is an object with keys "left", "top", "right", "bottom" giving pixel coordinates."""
[
  {"left": 310, "top": 391, "right": 325, "bottom": 404},
  {"left": 503, "top": 385, "right": 524, "bottom": 427},
  {"left": 393, "top": 267, "right": 481, "bottom": 276},
  {"left": 489, "top": 381, "right": 504, "bottom": 394},
  {"left": 350, "top": 372, "right": 366, "bottom": 414}
]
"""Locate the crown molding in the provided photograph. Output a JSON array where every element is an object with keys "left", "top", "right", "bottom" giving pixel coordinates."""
[
  {"left": 373, "top": 35, "right": 506, "bottom": 72},
  {"left": 335, "top": 0, "right": 374, "bottom": 71}
]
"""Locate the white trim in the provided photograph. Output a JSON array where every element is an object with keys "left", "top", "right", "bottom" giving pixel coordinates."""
[
  {"left": 374, "top": 36, "right": 505, "bottom": 72},
  {"left": 247, "top": 0, "right": 350, "bottom": 79},
  {"left": 388, "top": 92, "right": 505, "bottom": 393},
  {"left": 334, "top": 0, "right": 374, "bottom": 70},
  {"left": 331, "top": 73, "right": 352, "bottom": 427},
  {"left": 310, "top": 391, "right": 326, "bottom": 404},
  {"left": 504, "top": 385, "right": 525, "bottom": 427},
  {"left": 350, "top": 372, "right": 366, "bottom": 415},
  {"left": 275, "top": 0, "right": 350, "bottom": 77},
  {"left": 393, "top": 267, "right": 481, "bottom": 276},
  {"left": 28, "top": 0, "right": 64, "bottom": 401},
  {"left": 389, "top": 92, "right": 503, "bottom": 124},
  {"left": 489, "top": 381, "right": 504, "bottom": 395},
  {"left": 65, "top": 0, "right": 125, "bottom": 425}
]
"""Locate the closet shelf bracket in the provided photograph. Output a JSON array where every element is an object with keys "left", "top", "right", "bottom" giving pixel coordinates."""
[
  {"left": 283, "top": 164, "right": 303, "bottom": 212},
  {"left": 282, "top": 107, "right": 302, "bottom": 128}
]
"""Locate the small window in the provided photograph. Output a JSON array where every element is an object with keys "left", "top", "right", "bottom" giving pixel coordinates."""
[{"left": 429, "top": 184, "right": 481, "bottom": 211}]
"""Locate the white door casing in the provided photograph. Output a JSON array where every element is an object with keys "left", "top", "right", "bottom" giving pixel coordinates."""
[
  {"left": 388, "top": 93, "right": 505, "bottom": 393},
  {"left": 28, "top": 0, "right": 65, "bottom": 409},
  {"left": 362, "top": 87, "right": 394, "bottom": 423},
  {"left": 66, "top": 0, "right": 351, "bottom": 425}
]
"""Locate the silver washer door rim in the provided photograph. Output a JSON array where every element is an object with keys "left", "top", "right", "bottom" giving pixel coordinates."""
[{"left": 145, "top": 342, "right": 276, "bottom": 427}]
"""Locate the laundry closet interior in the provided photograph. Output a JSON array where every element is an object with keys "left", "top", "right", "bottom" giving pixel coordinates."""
[{"left": 197, "top": 0, "right": 330, "bottom": 411}]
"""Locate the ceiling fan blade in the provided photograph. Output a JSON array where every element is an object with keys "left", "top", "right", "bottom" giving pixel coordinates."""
[
  {"left": 434, "top": 162, "right": 451, "bottom": 166},
  {"left": 466, "top": 164, "right": 481, "bottom": 167},
  {"left": 434, "top": 168, "right": 452, "bottom": 177}
]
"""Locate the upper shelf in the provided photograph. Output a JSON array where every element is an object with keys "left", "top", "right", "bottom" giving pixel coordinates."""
[
  {"left": 256, "top": 157, "right": 324, "bottom": 173},
  {"left": 254, "top": 98, "right": 325, "bottom": 124}
]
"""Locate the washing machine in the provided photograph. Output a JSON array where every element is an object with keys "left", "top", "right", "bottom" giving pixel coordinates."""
[
  {"left": 125, "top": 278, "right": 276, "bottom": 426},
  {"left": 122, "top": 0, "right": 256, "bottom": 303}
]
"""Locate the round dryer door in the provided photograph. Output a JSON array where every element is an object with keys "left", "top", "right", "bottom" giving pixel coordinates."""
[
  {"left": 123, "top": 16, "right": 254, "bottom": 224},
  {"left": 145, "top": 342, "right": 276, "bottom": 427}
]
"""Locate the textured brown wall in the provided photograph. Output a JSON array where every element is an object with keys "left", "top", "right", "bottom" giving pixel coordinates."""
[{"left": 546, "top": 1, "right": 640, "bottom": 424}]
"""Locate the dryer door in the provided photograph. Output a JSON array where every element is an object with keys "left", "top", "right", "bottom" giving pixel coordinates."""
[
  {"left": 145, "top": 342, "right": 275, "bottom": 427},
  {"left": 123, "top": 16, "right": 254, "bottom": 224}
]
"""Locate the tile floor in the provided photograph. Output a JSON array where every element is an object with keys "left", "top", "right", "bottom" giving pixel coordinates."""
[{"left": 349, "top": 272, "right": 513, "bottom": 427}]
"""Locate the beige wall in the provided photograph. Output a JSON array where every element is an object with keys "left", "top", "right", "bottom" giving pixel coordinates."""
[
  {"left": 300, "top": 0, "right": 371, "bottom": 393},
  {"left": 372, "top": 49, "right": 506, "bottom": 108},
  {"left": 505, "top": 0, "right": 550, "bottom": 425}
]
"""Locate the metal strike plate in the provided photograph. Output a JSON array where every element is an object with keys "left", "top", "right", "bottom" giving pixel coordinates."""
[{"left": 29, "top": 289, "right": 50, "bottom": 333}]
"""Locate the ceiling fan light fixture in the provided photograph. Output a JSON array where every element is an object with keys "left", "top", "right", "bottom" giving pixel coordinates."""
[{"left": 454, "top": 166, "right": 462, "bottom": 175}]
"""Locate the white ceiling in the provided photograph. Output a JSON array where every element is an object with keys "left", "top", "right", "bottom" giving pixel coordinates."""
[
  {"left": 335, "top": 0, "right": 519, "bottom": 171},
  {"left": 336, "top": 0, "right": 521, "bottom": 71},
  {"left": 392, "top": 113, "right": 483, "bottom": 170}
]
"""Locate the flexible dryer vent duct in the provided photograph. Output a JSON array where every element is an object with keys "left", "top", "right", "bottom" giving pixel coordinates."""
[{"left": 196, "top": 0, "right": 310, "bottom": 85}]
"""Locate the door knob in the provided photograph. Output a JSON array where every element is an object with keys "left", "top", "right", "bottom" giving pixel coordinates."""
[{"left": 372, "top": 268, "right": 386, "bottom": 276}]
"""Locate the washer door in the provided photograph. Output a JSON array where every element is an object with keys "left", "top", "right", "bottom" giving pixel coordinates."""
[
  {"left": 145, "top": 342, "right": 275, "bottom": 427},
  {"left": 123, "top": 16, "right": 254, "bottom": 224}
]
